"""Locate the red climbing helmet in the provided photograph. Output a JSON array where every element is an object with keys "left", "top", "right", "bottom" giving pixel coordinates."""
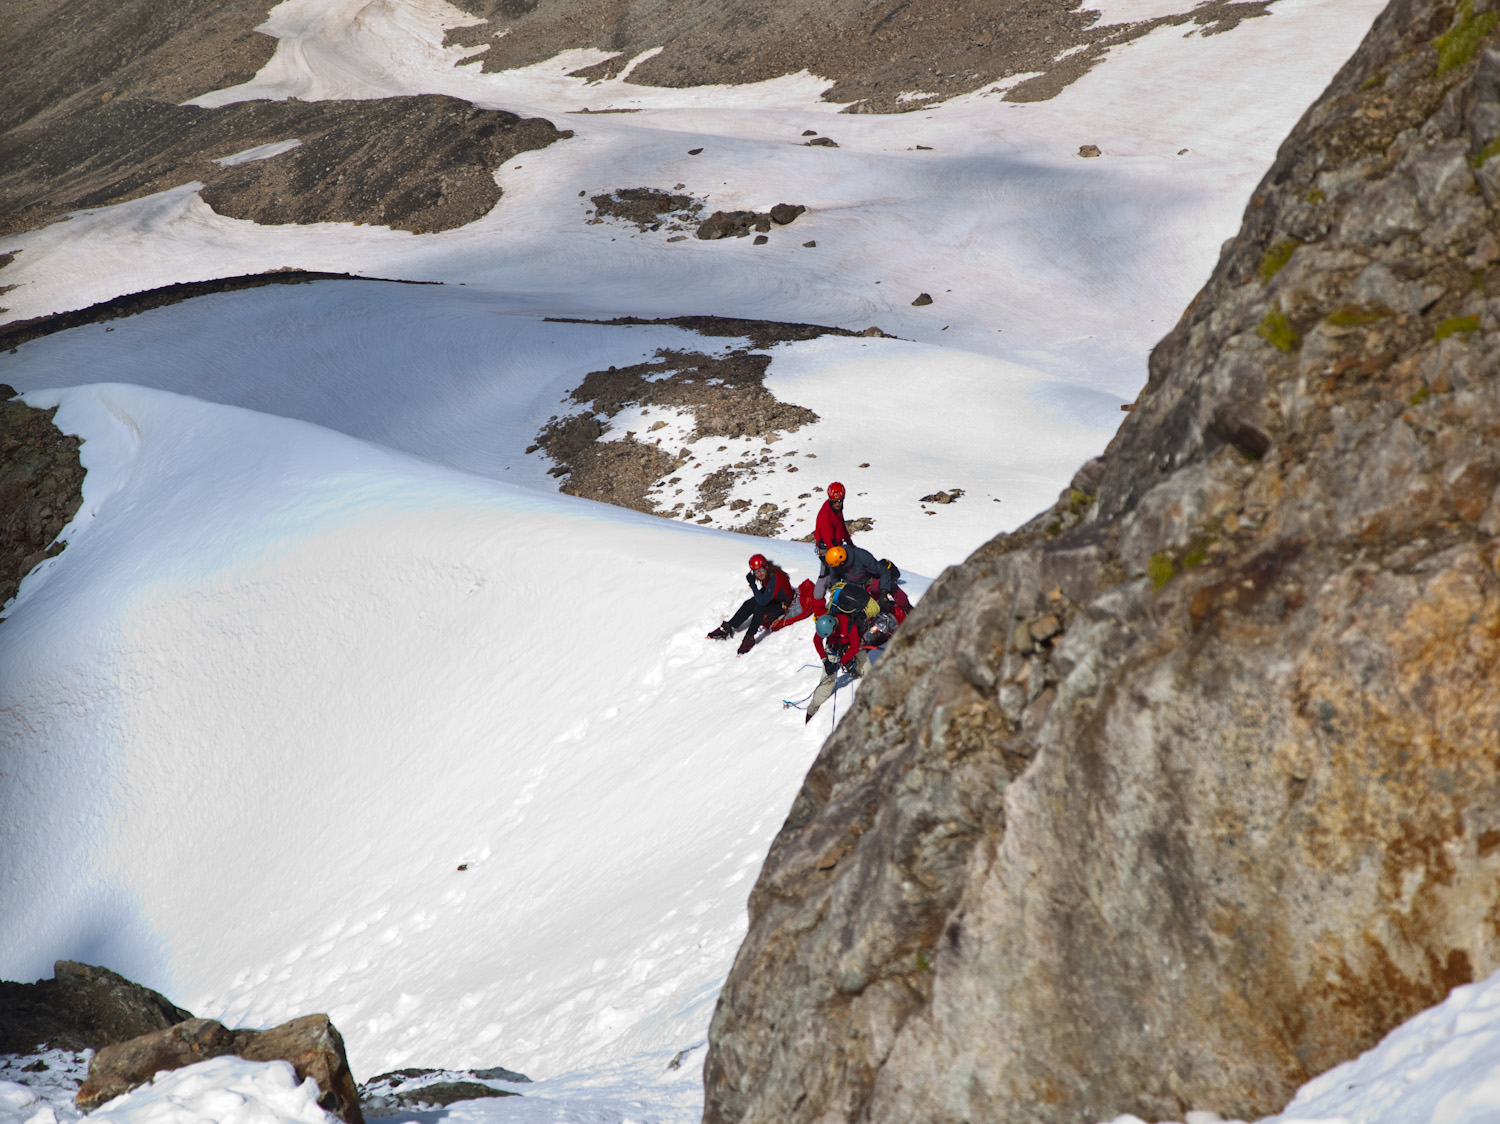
[
  {"left": 748, "top": 553, "right": 769, "bottom": 571},
  {"left": 827, "top": 481, "right": 846, "bottom": 500}
]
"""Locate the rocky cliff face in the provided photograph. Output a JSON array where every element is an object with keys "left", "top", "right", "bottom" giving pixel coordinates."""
[{"left": 703, "top": 0, "right": 1500, "bottom": 1120}]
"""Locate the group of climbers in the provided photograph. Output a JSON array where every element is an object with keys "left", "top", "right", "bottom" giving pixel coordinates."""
[{"left": 705, "top": 481, "right": 913, "bottom": 719}]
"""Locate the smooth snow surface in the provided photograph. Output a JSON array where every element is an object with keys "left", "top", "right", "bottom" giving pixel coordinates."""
[{"left": 0, "top": 0, "right": 1396, "bottom": 1120}]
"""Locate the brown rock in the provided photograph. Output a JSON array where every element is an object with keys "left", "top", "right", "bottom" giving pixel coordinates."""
[
  {"left": 238, "top": 1014, "right": 364, "bottom": 1124},
  {"left": 1078, "top": 143, "right": 1102, "bottom": 157},
  {"left": 911, "top": 293, "right": 933, "bottom": 306},
  {"left": 704, "top": 4, "right": 1500, "bottom": 1124},
  {"left": 77, "top": 1018, "right": 237, "bottom": 1111},
  {"left": 1027, "top": 614, "right": 1061, "bottom": 642}
]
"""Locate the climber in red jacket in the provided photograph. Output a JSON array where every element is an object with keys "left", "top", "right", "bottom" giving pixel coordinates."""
[{"left": 814, "top": 481, "right": 853, "bottom": 560}]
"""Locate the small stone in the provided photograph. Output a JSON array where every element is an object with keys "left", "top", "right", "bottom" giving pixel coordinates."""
[
  {"left": 1079, "top": 144, "right": 1102, "bottom": 157},
  {"left": 804, "top": 137, "right": 839, "bottom": 147},
  {"left": 754, "top": 234, "right": 769, "bottom": 245},
  {"left": 770, "top": 203, "right": 806, "bottom": 225},
  {"left": 1029, "top": 615, "right": 1062, "bottom": 642},
  {"left": 688, "top": 148, "right": 703, "bottom": 155},
  {"left": 1466, "top": 232, "right": 1499, "bottom": 270},
  {"left": 912, "top": 293, "right": 933, "bottom": 306},
  {"left": 803, "top": 240, "right": 817, "bottom": 248},
  {"left": 802, "top": 129, "right": 818, "bottom": 136}
]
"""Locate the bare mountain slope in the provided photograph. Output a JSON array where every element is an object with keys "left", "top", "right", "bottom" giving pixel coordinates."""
[
  {"left": 703, "top": 0, "right": 1500, "bottom": 1120},
  {"left": 0, "top": 0, "right": 569, "bottom": 237},
  {"left": 448, "top": 0, "right": 1277, "bottom": 112}
]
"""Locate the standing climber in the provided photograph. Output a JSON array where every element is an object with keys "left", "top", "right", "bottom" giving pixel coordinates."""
[
  {"left": 814, "top": 481, "right": 854, "bottom": 561},
  {"left": 813, "top": 481, "right": 855, "bottom": 603},
  {"left": 708, "top": 553, "right": 795, "bottom": 654}
]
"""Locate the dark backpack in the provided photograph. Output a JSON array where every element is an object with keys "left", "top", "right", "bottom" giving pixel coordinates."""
[
  {"left": 863, "top": 610, "right": 898, "bottom": 647},
  {"left": 829, "top": 581, "right": 879, "bottom": 621}
]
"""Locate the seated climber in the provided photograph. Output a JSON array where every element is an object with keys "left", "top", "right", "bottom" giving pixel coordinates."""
[{"left": 708, "top": 553, "right": 795, "bottom": 655}]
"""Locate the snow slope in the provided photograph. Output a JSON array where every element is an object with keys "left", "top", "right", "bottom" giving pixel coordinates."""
[
  {"left": 0, "top": 0, "right": 1414, "bottom": 1121},
  {"left": 0, "top": 383, "right": 870, "bottom": 1088}
]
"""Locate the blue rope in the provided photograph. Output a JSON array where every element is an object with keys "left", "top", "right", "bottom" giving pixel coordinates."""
[{"left": 781, "top": 664, "right": 829, "bottom": 710}]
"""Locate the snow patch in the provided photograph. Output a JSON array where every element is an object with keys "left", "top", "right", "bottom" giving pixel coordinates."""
[{"left": 213, "top": 139, "right": 303, "bottom": 166}]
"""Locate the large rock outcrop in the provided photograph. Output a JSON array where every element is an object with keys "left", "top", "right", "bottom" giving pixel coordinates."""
[
  {"left": 703, "top": 0, "right": 1500, "bottom": 1121},
  {"left": 0, "top": 961, "right": 190, "bottom": 1054}
]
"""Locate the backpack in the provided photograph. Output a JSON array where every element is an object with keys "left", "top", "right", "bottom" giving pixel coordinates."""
[
  {"left": 863, "top": 610, "right": 898, "bottom": 647},
  {"left": 829, "top": 581, "right": 879, "bottom": 621}
]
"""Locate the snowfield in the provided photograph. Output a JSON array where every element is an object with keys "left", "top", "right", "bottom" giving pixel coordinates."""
[{"left": 8, "top": 0, "right": 1477, "bottom": 1122}]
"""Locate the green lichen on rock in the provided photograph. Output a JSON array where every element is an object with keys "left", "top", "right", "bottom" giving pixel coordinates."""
[
  {"left": 1326, "top": 305, "right": 1391, "bottom": 326},
  {"left": 1180, "top": 536, "right": 1214, "bottom": 570},
  {"left": 1409, "top": 384, "right": 1432, "bottom": 406},
  {"left": 1147, "top": 552, "right": 1176, "bottom": 590},
  {"left": 1435, "top": 0, "right": 1498, "bottom": 74},
  {"left": 1472, "top": 135, "right": 1500, "bottom": 167},
  {"left": 1257, "top": 238, "right": 1302, "bottom": 283},
  {"left": 1435, "top": 314, "right": 1481, "bottom": 340},
  {"left": 1258, "top": 307, "right": 1301, "bottom": 352}
]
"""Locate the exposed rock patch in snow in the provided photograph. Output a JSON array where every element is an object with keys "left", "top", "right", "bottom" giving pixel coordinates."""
[
  {"left": 0, "top": 396, "right": 84, "bottom": 616},
  {"left": 1, "top": 95, "right": 570, "bottom": 239},
  {"left": 531, "top": 348, "right": 818, "bottom": 534},
  {"left": 587, "top": 188, "right": 705, "bottom": 233}
]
